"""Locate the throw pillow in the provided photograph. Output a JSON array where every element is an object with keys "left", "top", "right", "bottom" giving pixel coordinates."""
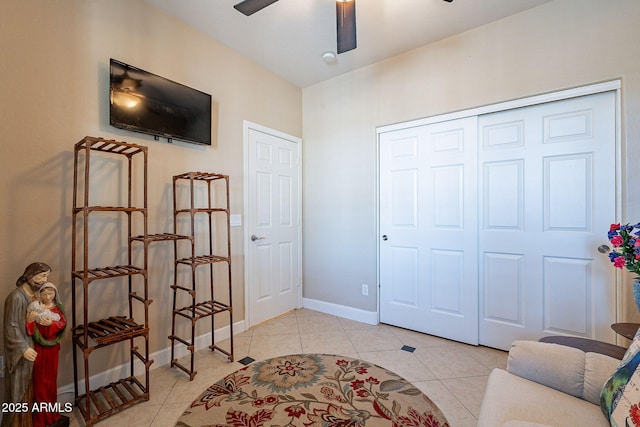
[{"left": 601, "top": 326, "right": 640, "bottom": 426}]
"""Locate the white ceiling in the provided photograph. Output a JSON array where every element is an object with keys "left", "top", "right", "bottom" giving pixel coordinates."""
[{"left": 144, "top": 0, "right": 552, "bottom": 88}]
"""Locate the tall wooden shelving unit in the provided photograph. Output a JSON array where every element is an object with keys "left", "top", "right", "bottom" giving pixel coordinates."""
[
  {"left": 169, "top": 172, "right": 234, "bottom": 380},
  {"left": 71, "top": 136, "right": 154, "bottom": 426}
]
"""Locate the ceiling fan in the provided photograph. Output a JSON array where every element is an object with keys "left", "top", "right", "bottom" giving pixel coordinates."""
[
  {"left": 233, "top": 0, "right": 357, "bottom": 54},
  {"left": 233, "top": 0, "right": 453, "bottom": 55}
]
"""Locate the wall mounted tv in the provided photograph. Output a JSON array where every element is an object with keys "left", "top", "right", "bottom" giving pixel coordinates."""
[{"left": 109, "top": 59, "right": 212, "bottom": 145}]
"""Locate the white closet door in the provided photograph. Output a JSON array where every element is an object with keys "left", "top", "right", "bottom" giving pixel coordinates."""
[
  {"left": 478, "top": 92, "right": 617, "bottom": 349},
  {"left": 379, "top": 117, "right": 479, "bottom": 345}
]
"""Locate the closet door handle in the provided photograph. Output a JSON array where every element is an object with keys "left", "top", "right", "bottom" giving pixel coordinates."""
[
  {"left": 251, "top": 234, "right": 265, "bottom": 242},
  {"left": 382, "top": 235, "right": 388, "bottom": 241}
]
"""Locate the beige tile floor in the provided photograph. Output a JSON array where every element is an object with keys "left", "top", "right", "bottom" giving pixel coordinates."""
[{"left": 67, "top": 308, "right": 508, "bottom": 427}]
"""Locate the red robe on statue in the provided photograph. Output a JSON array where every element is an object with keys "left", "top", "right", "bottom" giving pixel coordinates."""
[{"left": 26, "top": 305, "right": 66, "bottom": 427}]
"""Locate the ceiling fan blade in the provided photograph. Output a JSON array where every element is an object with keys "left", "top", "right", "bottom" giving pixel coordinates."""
[
  {"left": 336, "top": 0, "right": 356, "bottom": 54},
  {"left": 234, "top": 0, "right": 279, "bottom": 16}
]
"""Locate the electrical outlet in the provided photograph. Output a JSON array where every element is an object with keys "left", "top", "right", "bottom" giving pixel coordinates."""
[{"left": 362, "top": 284, "right": 369, "bottom": 296}]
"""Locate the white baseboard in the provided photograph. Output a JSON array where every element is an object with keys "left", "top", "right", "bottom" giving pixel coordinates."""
[
  {"left": 57, "top": 319, "right": 246, "bottom": 399},
  {"left": 302, "top": 298, "right": 378, "bottom": 325}
]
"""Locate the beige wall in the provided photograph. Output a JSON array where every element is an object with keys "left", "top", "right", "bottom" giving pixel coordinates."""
[
  {"left": 0, "top": 0, "right": 301, "bottom": 388},
  {"left": 302, "top": 0, "right": 640, "bottom": 316}
]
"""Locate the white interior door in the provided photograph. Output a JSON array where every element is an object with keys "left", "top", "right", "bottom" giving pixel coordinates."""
[
  {"left": 479, "top": 91, "right": 617, "bottom": 349},
  {"left": 379, "top": 117, "right": 479, "bottom": 345},
  {"left": 245, "top": 123, "right": 301, "bottom": 327}
]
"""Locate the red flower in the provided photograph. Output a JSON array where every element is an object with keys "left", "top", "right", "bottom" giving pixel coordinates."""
[
  {"left": 366, "top": 377, "right": 380, "bottom": 385},
  {"left": 336, "top": 359, "right": 349, "bottom": 367},
  {"left": 356, "top": 389, "right": 369, "bottom": 398},
  {"left": 394, "top": 407, "right": 446, "bottom": 427},
  {"left": 355, "top": 367, "right": 368, "bottom": 375},
  {"left": 611, "top": 223, "right": 621, "bottom": 232},
  {"left": 252, "top": 398, "right": 265, "bottom": 407},
  {"left": 611, "top": 235, "right": 625, "bottom": 247},
  {"left": 284, "top": 405, "right": 306, "bottom": 418},
  {"left": 630, "top": 403, "right": 640, "bottom": 426},
  {"left": 614, "top": 256, "right": 627, "bottom": 268},
  {"left": 220, "top": 409, "right": 274, "bottom": 427},
  {"left": 265, "top": 395, "right": 278, "bottom": 404},
  {"left": 351, "top": 379, "right": 365, "bottom": 390}
]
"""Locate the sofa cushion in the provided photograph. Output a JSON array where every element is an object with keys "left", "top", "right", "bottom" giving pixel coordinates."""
[
  {"left": 478, "top": 368, "right": 609, "bottom": 427},
  {"left": 601, "top": 326, "right": 640, "bottom": 425}
]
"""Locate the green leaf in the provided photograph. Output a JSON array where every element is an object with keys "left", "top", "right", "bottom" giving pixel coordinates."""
[
  {"left": 346, "top": 389, "right": 354, "bottom": 403},
  {"left": 379, "top": 379, "right": 406, "bottom": 392},
  {"left": 301, "top": 393, "right": 317, "bottom": 400}
]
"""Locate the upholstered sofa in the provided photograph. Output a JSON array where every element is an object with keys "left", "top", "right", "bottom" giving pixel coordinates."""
[{"left": 477, "top": 340, "right": 620, "bottom": 427}]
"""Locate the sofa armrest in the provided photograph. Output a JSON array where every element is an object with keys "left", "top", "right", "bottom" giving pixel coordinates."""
[
  {"left": 507, "top": 340, "right": 619, "bottom": 405},
  {"left": 507, "top": 340, "right": 586, "bottom": 398},
  {"left": 583, "top": 351, "right": 621, "bottom": 404}
]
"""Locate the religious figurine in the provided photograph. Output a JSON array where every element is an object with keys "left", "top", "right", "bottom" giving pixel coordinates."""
[
  {"left": 26, "top": 286, "right": 62, "bottom": 323},
  {"left": 26, "top": 282, "right": 66, "bottom": 427},
  {"left": 2, "top": 262, "right": 51, "bottom": 427}
]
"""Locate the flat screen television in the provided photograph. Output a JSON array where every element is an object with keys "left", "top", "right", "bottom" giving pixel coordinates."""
[{"left": 109, "top": 59, "right": 212, "bottom": 145}]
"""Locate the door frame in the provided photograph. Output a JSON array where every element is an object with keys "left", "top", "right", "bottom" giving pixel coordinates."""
[
  {"left": 376, "top": 80, "right": 622, "bottom": 333},
  {"left": 243, "top": 120, "right": 303, "bottom": 328}
]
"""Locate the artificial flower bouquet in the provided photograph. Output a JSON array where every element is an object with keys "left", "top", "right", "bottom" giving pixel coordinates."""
[{"left": 607, "top": 223, "right": 640, "bottom": 279}]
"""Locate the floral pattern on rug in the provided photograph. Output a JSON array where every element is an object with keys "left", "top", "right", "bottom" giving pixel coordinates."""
[{"left": 176, "top": 353, "right": 450, "bottom": 427}]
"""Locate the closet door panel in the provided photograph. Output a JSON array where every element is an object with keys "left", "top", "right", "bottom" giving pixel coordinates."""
[
  {"left": 380, "top": 118, "right": 479, "bottom": 345},
  {"left": 479, "top": 91, "right": 616, "bottom": 349}
]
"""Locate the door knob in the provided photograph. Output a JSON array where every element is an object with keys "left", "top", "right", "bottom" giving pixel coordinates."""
[
  {"left": 382, "top": 235, "right": 388, "bottom": 241},
  {"left": 597, "top": 244, "right": 611, "bottom": 254},
  {"left": 251, "top": 234, "right": 265, "bottom": 242}
]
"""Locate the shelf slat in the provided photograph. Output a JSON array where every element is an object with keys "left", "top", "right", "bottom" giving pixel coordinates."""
[
  {"left": 72, "top": 265, "right": 145, "bottom": 282},
  {"left": 75, "top": 376, "right": 148, "bottom": 423},
  {"left": 76, "top": 136, "right": 146, "bottom": 157},
  {"left": 174, "top": 300, "right": 231, "bottom": 321},
  {"left": 173, "top": 171, "right": 228, "bottom": 181},
  {"left": 174, "top": 208, "right": 229, "bottom": 215},
  {"left": 73, "top": 206, "right": 145, "bottom": 213},
  {"left": 176, "top": 255, "right": 229, "bottom": 267},
  {"left": 130, "top": 233, "right": 192, "bottom": 243},
  {"left": 73, "top": 316, "right": 147, "bottom": 346}
]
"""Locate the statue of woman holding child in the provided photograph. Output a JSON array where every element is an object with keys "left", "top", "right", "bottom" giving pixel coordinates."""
[
  {"left": 2, "top": 262, "right": 66, "bottom": 427},
  {"left": 27, "top": 282, "right": 66, "bottom": 427}
]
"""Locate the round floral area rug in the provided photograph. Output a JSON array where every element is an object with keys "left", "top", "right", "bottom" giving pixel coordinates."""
[{"left": 176, "top": 353, "right": 450, "bottom": 427}]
